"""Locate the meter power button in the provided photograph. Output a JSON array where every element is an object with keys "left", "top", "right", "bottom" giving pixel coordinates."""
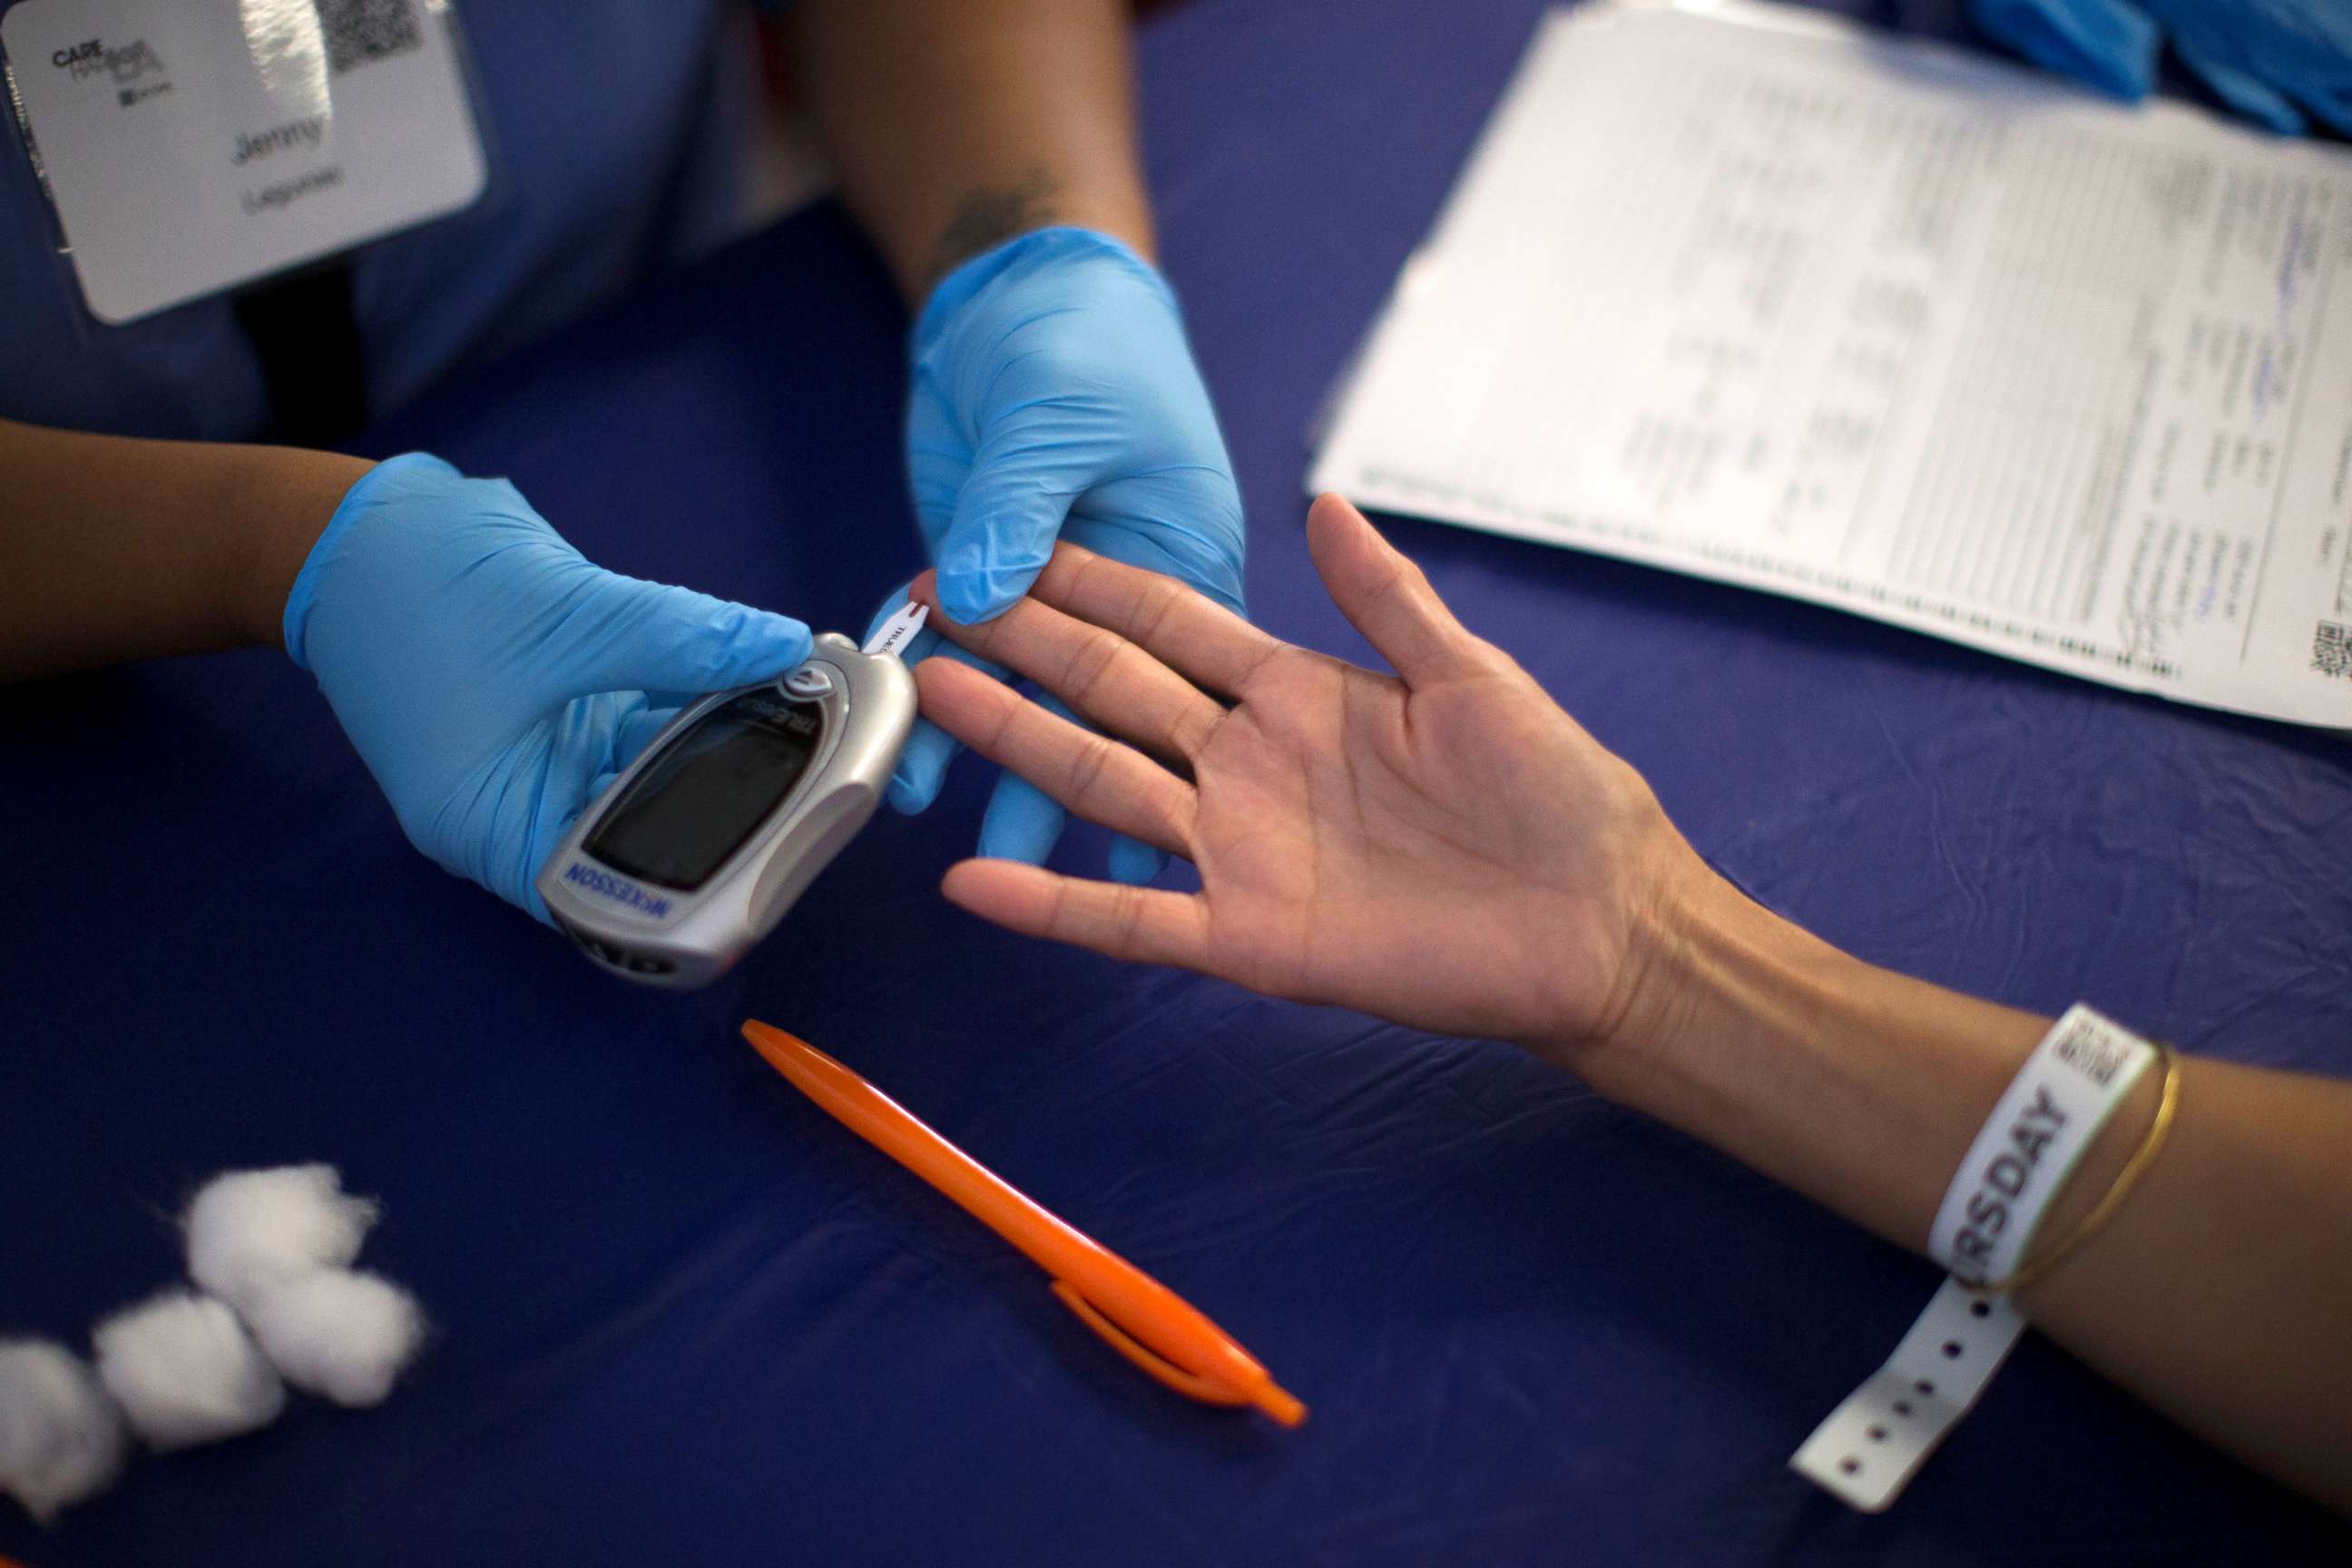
[{"left": 782, "top": 665, "right": 835, "bottom": 699}]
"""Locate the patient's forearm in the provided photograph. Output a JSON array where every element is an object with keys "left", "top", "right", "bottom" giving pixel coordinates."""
[
  {"left": 0, "top": 418, "right": 368, "bottom": 681},
  {"left": 1578, "top": 870, "right": 2352, "bottom": 1512}
]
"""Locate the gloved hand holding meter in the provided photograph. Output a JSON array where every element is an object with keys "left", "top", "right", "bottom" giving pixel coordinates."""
[
  {"left": 276, "top": 225, "right": 1242, "bottom": 988},
  {"left": 278, "top": 450, "right": 901, "bottom": 987}
]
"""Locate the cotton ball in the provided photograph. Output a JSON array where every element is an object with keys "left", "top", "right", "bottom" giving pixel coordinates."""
[
  {"left": 92, "top": 1292, "right": 285, "bottom": 1451},
  {"left": 246, "top": 1271, "right": 426, "bottom": 1407},
  {"left": 184, "top": 1164, "right": 379, "bottom": 1313},
  {"left": 0, "top": 1339, "right": 127, "bottom": 1523}
]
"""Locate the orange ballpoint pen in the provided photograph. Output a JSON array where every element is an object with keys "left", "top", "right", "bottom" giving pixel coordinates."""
[{"left": 741, "top": 1019, "right": 1306, "bottom": 1426}]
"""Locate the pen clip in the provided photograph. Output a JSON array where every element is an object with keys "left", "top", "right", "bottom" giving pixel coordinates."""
[{"left": 1049, "top": 1279, "right": 1253, "bottom": 1406}]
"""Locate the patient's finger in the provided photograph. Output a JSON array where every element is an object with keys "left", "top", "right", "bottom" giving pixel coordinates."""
[
  {"left": 941, "top": 859, "right": 1210, "bottom": 973},
  {"left": 1025, "top": 545, "right": 1287, "bottom": 700},
  {"left": 916, "top": 657, "right": 1195, "bottom": 856},
  {"left": 910, "top": 568, "right": 1225, "bottom": 764},
  {"left": 1305, "top": 493, "right": 1485, "bottom": 686}
]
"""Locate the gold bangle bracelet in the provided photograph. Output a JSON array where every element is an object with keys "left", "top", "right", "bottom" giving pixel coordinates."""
[{"left": 1974, "top": 1042, "right": 2181, "bottom": 1298}]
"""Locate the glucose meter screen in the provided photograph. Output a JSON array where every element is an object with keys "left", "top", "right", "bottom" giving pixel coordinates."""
[{"left": 587, "top": 693, "right": 820, "bottom": 890}]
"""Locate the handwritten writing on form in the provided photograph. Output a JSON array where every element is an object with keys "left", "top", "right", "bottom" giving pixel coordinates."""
[{"left": 1311, "top": 2, "right": 2352, "bottom": 728}]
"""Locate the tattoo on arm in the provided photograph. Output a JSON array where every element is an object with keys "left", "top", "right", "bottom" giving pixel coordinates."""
[{"left": 930, "top": 166, "right": 1063, "bottom": 284}]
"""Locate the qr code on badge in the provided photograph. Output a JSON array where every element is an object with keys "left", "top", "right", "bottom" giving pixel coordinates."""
[
  {"left": 320, "top": 0, "right": 423, "bottom": 74},
  {"left": 2053, "top": 1022, "right": 2132, "bottom": 1087},
  {"left": 2315, "top": 621, "right": 2352, "bottom": 681}
]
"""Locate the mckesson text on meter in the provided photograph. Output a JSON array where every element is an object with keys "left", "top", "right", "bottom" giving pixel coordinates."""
[{"left": 534, "top": 616, "right": 924, "bottom": 989}]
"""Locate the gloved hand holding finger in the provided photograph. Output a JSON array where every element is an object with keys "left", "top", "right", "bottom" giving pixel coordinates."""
[
  {"left": 891, "top": 225, "right": 1246, "bottom": 877},
  {"left": 287, "top": 453, "right": 813, "bottom": 922}
]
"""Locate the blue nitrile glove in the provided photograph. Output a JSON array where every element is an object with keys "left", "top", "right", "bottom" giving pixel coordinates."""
[
  {"left": 285, "top": 454, "right": 813, "bottom": 922},
  {"left": 873, "top": 226, "right": 1246, "bottom": 884},
  {"left": 1970, "top": 0, "right": 2352, "bottom": 135}
]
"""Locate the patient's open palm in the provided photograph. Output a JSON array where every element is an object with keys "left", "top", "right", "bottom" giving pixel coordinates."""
[{"left": 912, "top": 495, "right": 1700, "bottom": 1051}]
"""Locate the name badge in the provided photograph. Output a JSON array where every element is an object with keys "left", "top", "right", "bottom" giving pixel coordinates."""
[{"left": 2, "top": 0, "right": 488, "bottom": 324}]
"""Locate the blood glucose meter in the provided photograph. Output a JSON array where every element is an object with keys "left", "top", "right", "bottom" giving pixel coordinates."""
[{"left": 535, "top": 608, "right": 926, "bottom": 988}]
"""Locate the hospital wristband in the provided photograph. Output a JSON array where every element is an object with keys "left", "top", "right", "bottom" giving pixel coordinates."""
[
  {"left": 1971, "top": 1041, "right": 2179, "bottom": 1298},
  {"left": 1790, "top": 1004, "right": 2161, "bottom": 1512},
  {"left": 1927, "top": 1004, "right": 2161, "bottom": 1287}
]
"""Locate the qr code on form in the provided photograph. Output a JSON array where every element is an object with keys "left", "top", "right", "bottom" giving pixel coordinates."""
[
  {"left": 2314, "top": 621, "right": 2352, "bottom": 681},
  {"left": 320, "top": 0, "right": 423, "bottom": 75}
]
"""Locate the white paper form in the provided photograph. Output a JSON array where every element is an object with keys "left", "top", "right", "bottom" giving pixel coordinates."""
[{"left": 1311, "top": 2, "right": 2352, "bottom": 728}]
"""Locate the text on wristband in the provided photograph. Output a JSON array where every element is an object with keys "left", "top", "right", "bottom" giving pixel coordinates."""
[{"left": 1948, "top": 1086, "right": 2069, "bottom": 1273}]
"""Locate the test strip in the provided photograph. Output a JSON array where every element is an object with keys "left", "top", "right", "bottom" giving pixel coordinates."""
[{"left": 863, "top": 602, "right": 930, "bottom": 659}]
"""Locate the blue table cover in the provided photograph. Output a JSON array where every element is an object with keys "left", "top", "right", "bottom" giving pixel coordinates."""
[{"left": 5, "top": 1, "right": 2349, "bottom": 1562}]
